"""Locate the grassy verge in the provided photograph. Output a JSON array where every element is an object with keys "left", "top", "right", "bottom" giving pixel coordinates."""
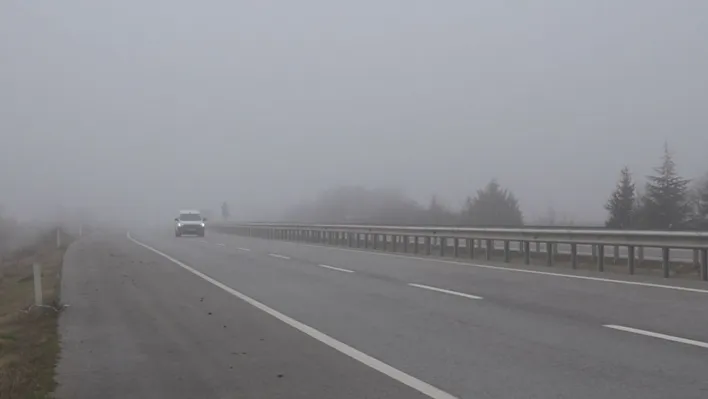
[{"left": 0, "top": 231, "right": 70, "bottom": 399}]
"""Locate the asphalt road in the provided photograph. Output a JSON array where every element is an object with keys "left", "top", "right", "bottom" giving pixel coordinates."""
[{"left": 56, "top": 229, "right": 708, "bottom": 398}]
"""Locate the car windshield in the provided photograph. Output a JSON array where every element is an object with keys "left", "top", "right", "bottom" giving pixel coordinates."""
[{"left": 179, "top": 214, "right": 202, "bottom": 221}]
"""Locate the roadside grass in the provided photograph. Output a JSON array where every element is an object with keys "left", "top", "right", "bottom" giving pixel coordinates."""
[{"left": 0, "top": 232, "right": 68, "bottom": 399}]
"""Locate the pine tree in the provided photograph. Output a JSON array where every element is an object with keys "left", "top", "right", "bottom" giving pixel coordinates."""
[
  {"left": 464, "top": 179, "right": 524, "bottom": 226},
  {"left": 605, "top": 166, "right": 635, "bottom": 228},
  {"left": 427, "top": 195, "right": 452, "bottom": 225},
  {"left": 695, "top": 177, "right": 708, "bottom": 220},
  {"left": 641, "top": 143, "right": 690, "bottom": 229}
]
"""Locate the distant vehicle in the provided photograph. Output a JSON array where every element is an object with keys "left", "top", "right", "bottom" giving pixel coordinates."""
[{"left": 174, "top": 210, "right": 207, "bottom": 237}]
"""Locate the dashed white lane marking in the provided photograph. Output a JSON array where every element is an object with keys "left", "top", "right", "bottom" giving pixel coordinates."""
[
  {"left": 408, "top": 283, "right": 483, "bottom": 300},
  {"left": 293, "top": 243, "right": 708, "bottom": 294},
  {"left": 604, "top": 325, "right": 708, "bottom": 349},
  {"left": 237, "top": 248, "right": 251, "bottom": 252},
  {"left": 127, "top": 233, "right": 458, "bottom": 399},
  {"left": 215, "top": 243, "right": 225, "bottom": 246},
  {"left": 317, "top": 264, "right": 355, "bottom": 273},
  {"left": 269, "top": 253, "right": 291, "bottom": 260}
]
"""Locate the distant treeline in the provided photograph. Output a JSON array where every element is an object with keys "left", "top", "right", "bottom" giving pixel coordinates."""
[
  {"left": 222, "top": 143, "right": 708, "bottom": 230},
  {"left": 280, "top": 180, "right": 524, "bottom": 227}
]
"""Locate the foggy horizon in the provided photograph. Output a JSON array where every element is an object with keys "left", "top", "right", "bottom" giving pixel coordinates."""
[{"left": 3, "top": 1, "right": 708, "bottom": 226}]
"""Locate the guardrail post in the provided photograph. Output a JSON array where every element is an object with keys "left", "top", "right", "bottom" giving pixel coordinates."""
[
  {"left": 591, "top": 245, "right": 597, "bottom": 262},
  {"left": 523, "top": 242, "right": 530, "bottom": 265},
  {"left": 613, "top": 245, "right": 619, "bottom": 264},
  {"left": 425, "top": 237, "right": 431, "bottom": 255},
  {"left": 535, "top": 242, "right": 540, "bottom": 254},
  {"left": 403, "top": 236, "right": 408, "bottom": 253},
  {"left": 570, "top": 243, "right": 577, "bottom": 269},
  {"left": 662, "top": 248, "right": 670, "bottom": 278},
  {"left": 453, "top": 238, "right": 459, "bottom": 257},
  {"left": 693, "top": 249, "right": 699, "bottom": 269},
  {"left": 597, "top": 245, "right": 605, "bottom": 272},
  {"left": 503, "top": 241, "right": 510, "bottom": 263},
  {"left": 414, "top": 236, "right": 419, "bottom": 254},
  {"left": 484, "top": 240, "right": 492, "bottom": 260},
  {"left": 439, "top": 237, "right": 445, "bottom": 257},
  {"left": 628, "top": 245, "right": 635, "bottom": 275},
  {"left": 546, "top": 242, "right": 554, "bottom": 266},
  {"left": 382, "top": 234, "right": 388, "bottom": 251},
  {"left": 701, "top": 249, "right": 707, "bottom": 281},
  {"left": 468, "top": 239, "right": 475, "bottom": 259}
]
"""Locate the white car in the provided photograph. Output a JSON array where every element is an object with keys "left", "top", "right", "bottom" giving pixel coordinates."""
[{"left": 174, "top": 210, "right": 207, "bottom": 237}]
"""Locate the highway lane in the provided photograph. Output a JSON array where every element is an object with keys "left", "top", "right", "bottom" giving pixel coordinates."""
[
  {"left": 56, "top": 232, "right": 429, "bottom": 399},
  {"left": 127, "top": 229, "right": 708, "bottom": 398},
  {"left": 205, "top": 231, "right": 708, "bottom": 336}
]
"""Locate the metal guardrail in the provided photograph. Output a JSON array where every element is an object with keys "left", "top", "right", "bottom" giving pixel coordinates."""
[{"left": 210, "top": 223, "right": 708, "bottom": 281}]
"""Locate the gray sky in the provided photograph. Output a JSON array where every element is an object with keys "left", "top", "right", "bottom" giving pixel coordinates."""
[{"left": 2, "top": 1, "right": 708, "bottom": 224}]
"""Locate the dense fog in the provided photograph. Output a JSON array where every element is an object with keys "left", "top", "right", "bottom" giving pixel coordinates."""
[{"left": 2, "top": 1, "right": 708, "bottom": 228}]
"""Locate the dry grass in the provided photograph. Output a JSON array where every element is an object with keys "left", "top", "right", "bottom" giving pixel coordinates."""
[{"left": 0, "top": 232, "right": 68, "bottom": 399}]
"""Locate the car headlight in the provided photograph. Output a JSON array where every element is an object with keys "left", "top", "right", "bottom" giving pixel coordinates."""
[
  {"left": 201, "top": 223, "right": 205, "bottom": 227},
  {"left": 177, "top": 223, "right": 182, "bottom": 227}
]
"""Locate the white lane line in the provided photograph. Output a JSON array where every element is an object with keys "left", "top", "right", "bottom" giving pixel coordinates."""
[
  {"left": 317, "top": 264, "right": 355, "bottom": 273},
  {"left": 269, "top": 253, "right": 291, "bottom": 260},
  {"left": 215, "top": 243, "right": 225, "bottom": 247},
  {"left": 237, "top": 247, "right": 251, "bottom": 252},
  {"left": 199, "top": 240, "right": 209, "bottom": 244},
  {"left": 296, "top": 243, "right": 708, "bottom": 294},
  {"left": 126, "top": 233, "right": 457, "bottom": 399},
  {"left": 604, "top": 325, "right": 708, "bottom": 349},
  {"left": 408, "top": 283, "right": 483, "bottom": 300}
]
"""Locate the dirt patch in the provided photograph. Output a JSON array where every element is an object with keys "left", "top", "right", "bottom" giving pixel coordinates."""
[{"left": 0, "top": 232, "right": 69, "bottom": 399}]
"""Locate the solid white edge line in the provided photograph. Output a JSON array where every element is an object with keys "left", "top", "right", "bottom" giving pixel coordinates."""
[
  {"left": 317, "top": 264, "right": 355, "bottom": 273},
  {"left": 126, "top": 232, "right": 458, "bottom": 399},
  {"left": 408, "top": 283, "right": 483, "bottom": 300},
  {"left": 604, "top": 325, "right": 708, "bottom": 349},
  {"left": 237, "top": 247, "right": 251, "bottom": 251},
  {"left": 269, "top": 253, "right": 291, "bottom": 260},
  {"left": 293, "top": 243, "right": 708, "bottom": 294}
]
